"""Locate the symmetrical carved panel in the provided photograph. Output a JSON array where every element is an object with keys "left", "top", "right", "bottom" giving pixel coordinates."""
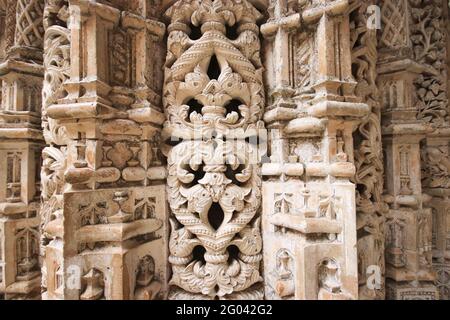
[
  {"left": 163, "top": 0, "right": 265, "bottom": 300},
  {"left": 0, "top": 0, "right": 448, "bottom": 301}
]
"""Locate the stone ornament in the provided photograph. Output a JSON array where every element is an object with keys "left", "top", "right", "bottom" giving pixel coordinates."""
[{"left": 0, "top": 0, "right": 448, "bottom": 300}]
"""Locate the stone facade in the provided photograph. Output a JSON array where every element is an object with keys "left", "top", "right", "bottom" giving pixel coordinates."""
[{"left": 0, "top": 0, "right": 448, "bottom": 300}]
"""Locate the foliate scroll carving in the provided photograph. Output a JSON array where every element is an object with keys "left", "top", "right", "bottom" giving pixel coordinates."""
[
  {"left": 422, "top": 146, "right": 450, "bottom": 188},
  {"left": 109, "top": 29, "right": 132, "bottom": 88},
  {"left": 294, "top": 33, "right": 314, "bottom": 94},
  {"left": 410, "top": 0, "right": 449, "bottom": 126},
  {"left": 163, "top": 0, "right": 265, "bottom": 139},
  {"left": 164, "top": 0, "right": 265, "bottom": 300},
  {"left": 40, "top": 0, "right": 70, "bottom": 297},
  {"left": 380, "top": 0, "right": 409, "bottom": 49},
  {"left": 42, "top": 13, "right": 70, "bottom": 107},
  {"left": 350, "top": 0, "right": 386, "bottom": 299}
]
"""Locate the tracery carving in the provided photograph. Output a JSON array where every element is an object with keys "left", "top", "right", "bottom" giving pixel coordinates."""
[{"left": 164, "top": 0, "right": 264, "bottom": 300}]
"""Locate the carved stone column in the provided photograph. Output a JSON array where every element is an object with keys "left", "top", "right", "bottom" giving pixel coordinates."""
[
  {"left": 41, "top": 0, "right": 168, "bottom": 300},
  {"left": 0, "top": 0, "right": 44, "bottom": 300},
  {"left": 350, "top": 0, "right": 387, "bottom": 300},
  {"left": 378, "top": 0, "right": 438, "bottom": 300},
  {"left": 261, "top": 0, "right": 368, "bottom": 300},
  {"left": 163, "top": 0, "right": 266, "bottom": 300}
]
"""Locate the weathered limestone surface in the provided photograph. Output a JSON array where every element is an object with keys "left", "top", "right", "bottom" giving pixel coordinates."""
[
  {"left": 0, "top": 0, "right": 448, "bottom": 300},
  {"left": 0, "top": 0, "right": 45, "bottom": 300}
]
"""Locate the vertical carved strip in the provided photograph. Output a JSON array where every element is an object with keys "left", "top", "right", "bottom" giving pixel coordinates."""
[
  {"left": 350, "top": 0, "right": 386, "bottom": 300},
  {"left": 4, "top": 0, "right": 16, "bottom": 52},
  {"left": 42, "top": 0, "right": 168, "bottom": 300},
  {"left": 164, "top": 0, "right": 265, "bottom": 300},
  {"left": 40, "top": 0, "right": 70, "bottom": 300},
  {"left": 379, "top": 0, "right": 438, "bottom": 300}
]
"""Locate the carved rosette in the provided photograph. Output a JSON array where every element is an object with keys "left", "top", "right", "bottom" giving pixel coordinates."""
[{"left": 163, "top": 0, "right": 265, "bottom": 299}]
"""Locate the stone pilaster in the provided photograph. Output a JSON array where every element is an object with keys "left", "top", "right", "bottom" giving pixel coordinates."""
[
  {"left": 41, "top": 0, "right": 168, "bottom": 300},
  {"left": 0, "top": 0, "right": 45, "bottom": 300},
  {"left": 261, "top": 0, "right": 368, "bottom": 300}
]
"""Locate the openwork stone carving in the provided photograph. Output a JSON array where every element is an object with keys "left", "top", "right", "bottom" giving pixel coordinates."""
[
  {"left": 164, "top": 0, "right": 265, "bottom": 300},
  {"left": 350, "top": 0, "right": 386, "bottom": 300}
]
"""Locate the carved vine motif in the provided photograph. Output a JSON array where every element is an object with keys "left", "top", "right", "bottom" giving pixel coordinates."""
[
  {"left": 422, "top": 146, "right": 450, "bottom": 188},
  {"left": 350, "top": 0, "right": 386, "bottom": 299},
  {"left": 164, "top": 0, "right": 264, "bottom": 299},
  {"left": 15, "top": 0, "right": 45, "bottom": 48},
  {"left": 109, "top": 29, "right": 132, "bottom": 88},
  {"left": 294, "top": 32, "right": 314, "bottom": 93},
  {"left": 42, "top": 26, "right": 70, "bottom": 108},
  {"left": 410, "top": 0, "right": 449, "bottom": 126},
  {"left": 4, "top": 0, "right": 16, "bottom": 51}
]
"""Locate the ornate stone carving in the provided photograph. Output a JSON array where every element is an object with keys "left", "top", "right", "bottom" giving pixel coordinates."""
[
  {"left": 39, "top": 0, "right": 169, "bottom": 300},
  {"left": 164, "top": 0, "right": 265, "bottom": 300},
  {"left": 350, "top": 0, "right": 386, "bottom": 300},
  {"left": 0, "top": 0, "right": 44, "bottom": 300},
  {"left": 0, "top": 0, "right": 448, "bottom": 301},
  {"left": 15, "top": 0, "right": 45, "bottom": 48},
  {"left": 378, "top": 0, "right": 441, "bottom": 300}
]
